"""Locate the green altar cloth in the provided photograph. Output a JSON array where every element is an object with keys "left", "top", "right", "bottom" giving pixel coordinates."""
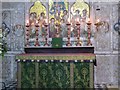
[
  {"left": 16, "top": 53, "right": 95, "bottom": 88},
  {"left": 52, "top": 38, "right": 63, "bottom": 48}
]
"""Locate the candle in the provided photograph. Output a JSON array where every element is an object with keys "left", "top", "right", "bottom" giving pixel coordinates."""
[
  {"left": 67, "top": 18, "right": 70, "bottom": 24},
  {"left": 35, "top": 20, "right": 39, "bottom": 27},
  {"left": 26, "top": 20, "right": 29, "bottom": 26},
  {"left": 87, "top": 18, "right": 90, "bottom": 23},
  {"left": 94, "top": 19, "right": 102, "bottom": 27},
  {"left": 76, "top": 18, "right": 80, "bottom": 24},
  {"left": 80, "top": 18, "right": 83, "bottom": 22},
  {"left": 31, "top": 22, "right": 34, "bottom": 26},
  {"left": 45, "top": 19, "right": 48, "bottom": 24},
  {"left": 96, "top": 19, "right": 100, "bottom": 23},
  {"left": 36, "top": 20, "right": 38, "bottom": 24}
]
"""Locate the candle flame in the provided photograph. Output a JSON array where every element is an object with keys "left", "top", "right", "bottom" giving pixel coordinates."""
[
  {"left": 87, "top": 18, "right": 90, "bottom": 22},
  {"left": 45, "top": 19, "right": 47, "bottom": 24},
  {"left": 26, "top": 20, "right": 29, "bottom": 24},
  {"left": 67, "top": 18, "right": 70, "bottom": 23},
  {"left": 31, "top": 23, "right": 34, "bottom": 26},
  {"left": 36, "top": 20, "right": 38, "bottom": 24},
  {"left": 81, "top": 18, "right": 83, "bottom": 22},
  {"left": 76, "top": 18, "right": 79, "bottom": 22},
  {"left": 97, "top": 19, "right": 100, "bottom": 23}
]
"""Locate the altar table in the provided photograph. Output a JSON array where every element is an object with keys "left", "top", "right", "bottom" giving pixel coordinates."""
[{"left": 16, "top": 53, "right": 96, "bottom": 88}]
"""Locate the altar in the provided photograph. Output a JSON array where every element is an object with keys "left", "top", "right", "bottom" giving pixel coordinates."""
[
  {"left": 16, "top": 53, "right": 96, "bottom": 88},
  {"left": 16, "top": 47, "right": 96, "bottom": 88},
  {"left": 15, "top": 0, "right": 97, "bottom": 88}
]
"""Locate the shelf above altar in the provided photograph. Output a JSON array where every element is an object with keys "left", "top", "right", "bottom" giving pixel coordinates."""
[{"left": 24, "top": 46, "right": 94, "bottom": 53}]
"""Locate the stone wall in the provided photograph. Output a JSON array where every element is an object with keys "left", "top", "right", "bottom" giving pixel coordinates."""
[
  {"left": 92, "top": 2, "right": 119, "bottom": 88},
  {"left": 2, "top": 2, "right": 26, "bottom": 87},
  {"left": 1, "top": 1, "right": 119, "bottom": 88}
]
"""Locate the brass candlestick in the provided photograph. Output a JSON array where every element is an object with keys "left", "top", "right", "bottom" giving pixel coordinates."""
[
  {"left": 94, "top": 21, "right": 102, "bottom": 31},
  {"left": 94, "top": 20, "right": 109, "bottom": 33},
  {"left": 66, "top": 23, "right": 71, "bottom": 46},
  {"left": 26, "top": 24, "right": 30, "bottom": 47},
  {"left": 44, "top": 24, "right": 49, "bottom": 46},
  {"left": 35, "top": 24, "right": 40, "bottom": 46},
  {"left": 87, "top": 21, "right": 92, "bottom": 46},
  {"left": 76, "top": 23, "right": 82, "bottom": 46}
]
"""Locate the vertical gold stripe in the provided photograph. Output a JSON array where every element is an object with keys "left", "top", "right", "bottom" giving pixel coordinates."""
[
  {"left": 17, "top": 62, "right": 21, "bottom": 88},
  {"left": 35, "top": 62, "right": 39, "bottom": 88},
  {"left": 70, "top": 62, "right": 74, "bottom": 88},
  {"left": 90, "top": 63, "right": 94, "bottom": 88}
]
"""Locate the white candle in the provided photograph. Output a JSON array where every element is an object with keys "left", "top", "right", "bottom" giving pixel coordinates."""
[
  {"left": 87, "top": 18, "right": 91, "bottom": 23},
  {"left": 76, "top": 18, "right": 80, "bottom": 23},
  {"left": 26, "top": 20, "right": 29, "bottom": 26},
  {"left": 96, "top": 19, "right": 100, "bottom": 23},
  {"left": 36, "top": 20, "right": 38, "bottom": 24},
  {"left": 45, "top": 19, "right": 48, "bottom": 24},
  {"left": 67, "top": 18, "right": 70, "bottom": 24}
]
